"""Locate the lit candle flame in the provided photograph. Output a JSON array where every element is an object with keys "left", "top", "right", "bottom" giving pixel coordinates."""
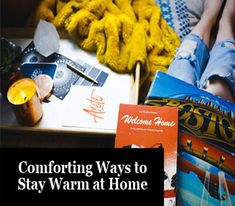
[{"left": 20, "top": 89, "right": 27, "bottom": 101}]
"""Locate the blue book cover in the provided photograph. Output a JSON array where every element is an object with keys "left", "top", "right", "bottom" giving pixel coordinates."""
[
  {"left": 145, "top": 71, "right": 235, "bottom": 150},
  {"left": 177, "top": 130, "right": 235, "bottom": 206},
  {"left": 145, "top": 71, "right": 235, "bottom": 206}
]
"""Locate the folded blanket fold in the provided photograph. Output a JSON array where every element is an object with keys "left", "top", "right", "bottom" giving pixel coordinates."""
[{"left": 28, "top": 0, "right": 180, "bottom": 86}]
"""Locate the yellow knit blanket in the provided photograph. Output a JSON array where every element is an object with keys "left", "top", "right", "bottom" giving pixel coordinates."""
[{"left": 29, "top": 0, "right": 180, "bottom": 87}]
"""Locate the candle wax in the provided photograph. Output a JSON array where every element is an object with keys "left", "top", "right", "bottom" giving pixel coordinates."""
[{"left": 7, "top": 78, "right": 36, "bottom": 105}]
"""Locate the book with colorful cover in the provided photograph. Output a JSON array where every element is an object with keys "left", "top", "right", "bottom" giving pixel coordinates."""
[
  {"left": 115, "top": 103, "right": 178, "bottom": 205},
  {"left": 145, "top": 71, "right": 235, "bottom": 206},
  {"left": 145, "top": 71, "right": 235, "bottom": 151},
  {"left": 178, "top": 130, "right": 235, "bottom": 206}
]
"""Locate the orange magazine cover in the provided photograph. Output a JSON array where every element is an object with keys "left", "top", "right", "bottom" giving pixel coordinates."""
[{"left": 115, "top": 104, "right": 178, "bottom": 205}]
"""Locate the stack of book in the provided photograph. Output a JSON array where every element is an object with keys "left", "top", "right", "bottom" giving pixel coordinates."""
[{"left": 145, "top": 71, "right": 235, "bottom": 206}]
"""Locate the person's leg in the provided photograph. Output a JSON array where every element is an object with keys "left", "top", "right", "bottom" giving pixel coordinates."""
[
  {"left": 192, "top": 0, "right": 224, "bottom": 47},
  {"left": 167, "top": 0, "right": 223, "bottom": 86},
  {"left": 200, "top": 0, "right": 235, "bottom": 103}
]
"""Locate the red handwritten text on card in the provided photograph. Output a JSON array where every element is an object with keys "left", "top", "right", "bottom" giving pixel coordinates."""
[{"left": 83, "top": 89, "right": 106, "bottom": 123}]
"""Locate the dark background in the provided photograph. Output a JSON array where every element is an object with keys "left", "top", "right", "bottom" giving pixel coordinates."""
[
  {"left": 0, "top": 128, "right": 115, "bottom": 148},
  {"left": 0, "top": 148, "right": 164, "bottom": 204},
  {"left": 1, "top": 0, "right": 39, "bottom": 27}
]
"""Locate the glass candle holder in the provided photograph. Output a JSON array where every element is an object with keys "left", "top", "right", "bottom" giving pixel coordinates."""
[{"left": 7, "top": 78, "right": 43, "bottom": 126}]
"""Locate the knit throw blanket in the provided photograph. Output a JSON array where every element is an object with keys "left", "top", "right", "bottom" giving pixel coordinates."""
[{"left": 29, "top": 0, "right": 180, "bottom": 85}]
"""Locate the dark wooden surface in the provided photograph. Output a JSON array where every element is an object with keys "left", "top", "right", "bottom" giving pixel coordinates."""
[{"left": 1, "top": 128, "right": 115, "bottom": 148}]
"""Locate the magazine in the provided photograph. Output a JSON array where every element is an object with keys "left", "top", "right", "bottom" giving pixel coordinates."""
[
  {"left": 145, "top": 71, "right": 235, "bottom": 206},
  {"left": 145, "top": 71, "right": 235, "bottom": 150},
  {"left": 178, "top": 130, "right": 235, "bottom": 206}
]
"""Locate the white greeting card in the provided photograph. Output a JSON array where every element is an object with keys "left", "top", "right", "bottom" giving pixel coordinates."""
[{"left": 61, "top": 86, "right": 130, "bottom": 131}]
